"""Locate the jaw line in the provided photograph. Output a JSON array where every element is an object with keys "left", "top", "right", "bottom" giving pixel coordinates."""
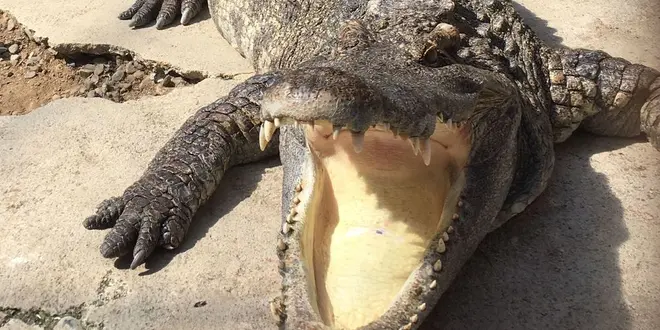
[{"left": 275, "top": 118, "right": 471, "bottom": 329}]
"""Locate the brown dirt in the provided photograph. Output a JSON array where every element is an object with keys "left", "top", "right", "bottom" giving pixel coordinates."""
[
  {"left": 0, "top": 12, "right": 79, "bottom": 115},
  {"left": 0, "top": 10, "right": 201, "bottom": 116}
]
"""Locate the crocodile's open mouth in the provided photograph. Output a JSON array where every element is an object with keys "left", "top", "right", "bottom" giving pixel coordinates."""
[{"left": 267, "top": 117, "right": 471, "bottom": 329}]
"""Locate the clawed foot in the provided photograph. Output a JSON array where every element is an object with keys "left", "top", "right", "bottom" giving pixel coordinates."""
[
  {"left": 83, "top": 182, "right": 193, "bottom": 269},
  {"left": 118, "top": 0, "right": 206, "bottom": 29}
]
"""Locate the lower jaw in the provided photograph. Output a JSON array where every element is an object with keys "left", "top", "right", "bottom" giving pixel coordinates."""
[{"left": 276, "top": 125, "right": 469, "bottom": 329}]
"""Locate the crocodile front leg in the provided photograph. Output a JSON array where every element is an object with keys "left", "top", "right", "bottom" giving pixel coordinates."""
[
  {"left": 119, "top": 0, "right": 206, "bottom": 29},
  {"left": 83, "top": 73, "right": 280, "bottom": 269}
]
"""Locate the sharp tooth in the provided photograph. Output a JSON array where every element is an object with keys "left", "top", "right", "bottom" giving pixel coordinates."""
[
  {"left": 446, "top": 118, "right": 454, "bottom": 129},
  {"left": 433, "top": 260, "right": 443, "bottom": 272},
  {"left": 264, "top": 120, "right": 276, "bottom": 142},
  {"left": 332, "top": 128, "right": 341, "bottom": 140},
  {"left": 383, "top": 123, "right": 391, "bottom": 131},
  {"left": 303, "top": 122, "right": 314, "bottom": 133},
  {"left": 412, "top": 137, "right": 420, "bottom": 155},
  {"left": 351, "top": 132, "right": 365, "bottom": 153},
  {"left": 409, "top": 139, "right": 418, "bottom": 155},
  {"left": 259, "top": 123, "right": 268, "bottom": 151},
  {"left": 274, "top": 117, "right": 281, "bottom": 127},
  {"left": 436, "top": 239, "right": 446, "bottom": 253},
  {"left": 277, "top": 239, "right": 287, "bottom": 251},
  {"left": 422, "top": 138, "right": 431, "bottom": 166},
  {"left": 294, "top": 120, "right": 300, "bottom": 128}
]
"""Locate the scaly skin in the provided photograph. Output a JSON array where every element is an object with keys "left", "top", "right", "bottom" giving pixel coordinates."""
[{"left": 87, "top": 0, "right": 660, "bottom": 328}]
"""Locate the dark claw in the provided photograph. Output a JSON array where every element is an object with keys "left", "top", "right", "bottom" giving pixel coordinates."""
[
  {"left": 99, "top": 213, "right": 141, "bottom": 258},
  {"left": 180, "top": 0, "right": 204, "bottom": 25},
  {"left": 130, "top": 250, "right": 147, "bottom": 269},
  {"left": 128, "top": 0, "right": 163, "bottom": 28},
  {"left": 131, "top": 215, "right": 162, "bottom": 268},
  {"left": 119, "top": 0, "right": 147, "bottom": 20},
  {"left": 163, "top": 215, "right": 188, "bottom": 248},
  {"left": 82, "top": 197, "right": 125, "bottom": 229},
  {"left": 156, "top": 0, "right": 181, "bottom": 29}
]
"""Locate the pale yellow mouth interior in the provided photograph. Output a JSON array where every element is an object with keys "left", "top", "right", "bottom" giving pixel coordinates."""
[{"left": 298, "top": 121, "right": 471, "bottom": 329}]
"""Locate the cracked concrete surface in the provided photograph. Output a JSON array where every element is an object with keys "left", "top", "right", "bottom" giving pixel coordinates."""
[
  {"left": 0, "top": 1, "right": 659, "bottom": 329},
  {"left": 0, "top": 0, "right": 253, "bottom": 76}
]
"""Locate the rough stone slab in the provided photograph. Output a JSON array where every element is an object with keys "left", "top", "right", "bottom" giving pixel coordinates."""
[
  {"left": 0, "top": 0, "right": 254, "bottom": 76},
  {"left": 0, "top": 78, "right": 282, "bottom": 329}
]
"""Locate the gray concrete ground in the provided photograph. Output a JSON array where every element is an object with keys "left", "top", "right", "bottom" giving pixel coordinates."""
[{"left": 0, "top": 1, "right": 659, "bottom": 329}]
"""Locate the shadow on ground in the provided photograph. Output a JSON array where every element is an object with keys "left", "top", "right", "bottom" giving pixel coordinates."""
[
  {"left": 421, "top": 131, "right": 636, "bottom": 329},
  {"left": 511, "top": 1, "right": 563, "bottom": 47},
  {"left": 113, "top": 156, "right": 282, "bottom": 274}
]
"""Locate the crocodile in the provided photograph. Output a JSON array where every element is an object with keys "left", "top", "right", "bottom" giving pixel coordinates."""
[{"left": 83, "top": 0, "right": 660, "bottom": 329}]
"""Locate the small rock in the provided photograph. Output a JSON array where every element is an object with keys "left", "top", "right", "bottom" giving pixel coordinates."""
[
  {"left": 162, "top": 75, "right": 175, "bottom": 87},
  {"left": 154, "top": 85, "right": 167, "bottom": 96},
  {"left": 132, "top": 70, "right": 145, "bottom": 80},
  {"left": 23, "top": 27, "right": 35, "bottom": 41},
  {"left": 101, "top": 82, "right": 111, "bottom": 93},
  {"left": 125, "top": 62, "right": 137, "bottom": 74},
  {"left": 8, "top": 43, "right": 19, "bottom": 54},
  {"left": 133, "top": 61, "right": 145, "bottom": 70},
  {"left": 34, "top": 36, "right": 48, "bottom": 45},
  {"left": 24, "top": 71, "right": 37, "bottom": 79},
  {"left": 0, "top": 46, "right": 7, "bottom": 54},
  {"left": 87, "top": 90, "right": 98, "bottom": 98},
  {"left": 94, "top": 64, "right": 104, "bottom": 76},
  {"left": 94, "top": 87, "right": 104, "bottom": 96},
  {"left": 6, "top": 19, "right": 15, "bottom": 31},
  {"left": 9, "top": 54, "right": 20, "bottom": 62},
  {"left": 89, "top": 74, "right": 100, "bottom": 85},
  {"left": 78, "top": 64, "right": 95, "bottom": 78},
  {"left": 118, "top": 82, "right": 132, "bottom": 92},
  {"left": 25, "top": 56, "right": 40, "bottom": 66},
  {"left": 111, "top": 68, "right": 126, "bottom": 82},
  {"left": 54, "top": 316, "right": 83, "bottom": 330},
  {"left": 151, "top": 68, "right": 166, "bottom": 83},
  {"left": 108, "top": 91, "right": 120, "bottom": 101},
  {"left": 139, "top": 76, "right": 152, "bottom": 89},
  {"left": 172, "top": 77, "right": 186, "bottom": 86}
]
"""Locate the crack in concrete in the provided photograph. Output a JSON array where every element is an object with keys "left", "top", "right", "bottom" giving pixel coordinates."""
[
  {"left": 0, "top": 271, "right": 131, "bottom": 329},
  {"left": 0, "top": 304, "right": 103, "bottom": 330}
]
